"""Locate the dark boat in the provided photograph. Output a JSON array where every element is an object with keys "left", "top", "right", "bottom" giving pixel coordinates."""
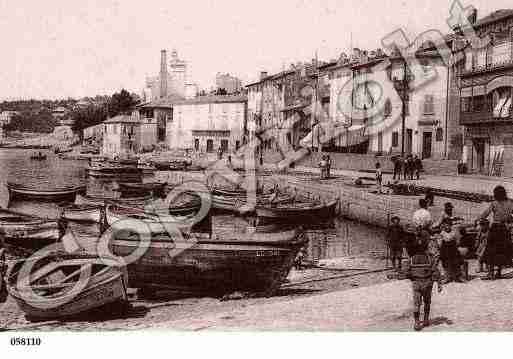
[
  {"left": 0, "top": 208, "right": 62, "bottom": 248},
  {"left": 255, "top": 198, "right": 340, "bottom": 221},
  {"left": 87, "top": 163, "right": 143, "bottom": 178},
  {"left": 109, "top": 228, "right": 307, "bottom": 296},
  {"left": 211, "top": 191, "right": 292, "bottom": 212},
  {"left": 7, "top": 182, "right": 86, "bottom": 202},
  {"left": 117, "top": 182, "right": 167, "bottom": 197},
  {"left": 30, "top": 154, "right": 47, "bottom": 160},
  {"left": 7, "top": 251, "right": 128, "bottom": 321},
  {"left": 152, "top": 159, "right": 190, "bottom": 171}
]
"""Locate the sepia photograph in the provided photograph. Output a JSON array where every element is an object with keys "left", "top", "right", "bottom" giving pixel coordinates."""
[{"left": 1, "top": 0, "right": 513, "bottom": 354}]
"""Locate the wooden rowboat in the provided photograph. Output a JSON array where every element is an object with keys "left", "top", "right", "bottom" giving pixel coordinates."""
[
  {"left": 255, "top": 198, "right": 340, "bottom": 221},
  {"left": 7, "top": 182, "right": 86, "bottom": 202},
  {"left": 109, "top": 228, "right": 307, "bottom": 296},
  {"left": 0, "top": 208, "right": 62, "bottom": 247},
  {"left": 211, "top": 192, "right": 292, "bottom": 212},
  {"left": 59, "top": 203, "right": 103, "bottom": 223},
  {"left": 75, "top": 194, "right": 151, "bottom": 207},
  {"left": 7, "top": 252, "right": 128, "bottom": 321},
  {"left": 117, "top": 182, "right": 167, "bottom": 196},
  {"left": 105, "top": 204, "right": 192, "bottom": 233}
]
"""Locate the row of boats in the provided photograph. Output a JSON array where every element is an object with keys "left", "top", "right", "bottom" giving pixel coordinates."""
[
  {"left": 86, "top": 157, "right": 197, "bottom": 178},
  {"left": 0, "top": 180, "right": 338, "bottom": 321}
]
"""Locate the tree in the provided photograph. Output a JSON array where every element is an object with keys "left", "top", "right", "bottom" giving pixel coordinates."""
[{"left": 108, "top": 89, "right": 139, "bottom": 117}]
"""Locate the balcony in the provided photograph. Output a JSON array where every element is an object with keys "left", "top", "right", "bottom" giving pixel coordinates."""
[
  {"left": 460, "top": 110, "right": 513, "bottom": 125},
  {"left": 461, "top": 59, "right": 513, "bottom": 77}
]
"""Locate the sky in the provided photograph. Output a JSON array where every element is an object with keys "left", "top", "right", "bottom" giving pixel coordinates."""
[{"left": 1, "top": 0, "right": 512, "bottom": 100}]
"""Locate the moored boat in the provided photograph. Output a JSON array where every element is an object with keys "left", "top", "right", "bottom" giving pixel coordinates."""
[
  {"left": 117, "top": 182, "right": 167, "bottom": 197},
  {"left": 7, "top": 182, "right": 86, "bottom": 202},
  {"left": 59, "top": 203, "right": 103, "bottom": 223},
  {"left": 75, "top": 194, "right": 151, "bottom": 207},
  {"left": 211, "top": 191, "right": 292, "bottom": 212},
  {"left": 6, "top": 252, "right": 128, "bottom": 321},
  {"left": 0, "top": 208, "right": 62, "bottom": 248},
  {"left": 30, "top": 153, "right": 47, "bottom": 160},
  {"left": 109, "top": 228, "right": 307, "bottom": 296},
  {"left": 255, "top": 198, "right": 340, "bottom": 221}
]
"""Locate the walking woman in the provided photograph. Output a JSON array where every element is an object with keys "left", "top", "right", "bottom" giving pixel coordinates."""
[{"left": 478, "top": 185, "right": 513, "bottom": 280}]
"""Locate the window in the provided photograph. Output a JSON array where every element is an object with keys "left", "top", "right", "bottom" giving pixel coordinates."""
[
  {"left": 206, "top": 139, "right": 214, "bottom": 152},
  {"left": 423, "top": 95, "right": 435, "bottom": 114},
  {"left": 462, "top": 97, "right": 472, "bottom": 112},
  {"left": 436, "top": 128, "right": 443, "bottom": 142},
  {"left": 221, "top": 139, "right": 229, "bottom": 151},
  {"left": 392, "top": 131, "right": 399, "bottom": 147},
  {"left": 492, "top": 41, "right": 512, "bottom": 65},
  {"left": 473, "top": 95, "right": 486, "bottom": 112},
  {"left": 383, "top": 99, "right": 392, "bottom": 118}
]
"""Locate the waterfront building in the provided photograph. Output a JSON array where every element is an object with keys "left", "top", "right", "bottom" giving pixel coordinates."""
[
  {"left": 0, "top": 110, "right": 18, "bottom": 142},
  {"left": 169, "top": 95, "right": 247, "bottom": 152},
  {"left": 457, "top": 9, "right": 513, "bottom": 176},
  {"left": 216, "top": 73, "right": 243, "bottom": 94}
]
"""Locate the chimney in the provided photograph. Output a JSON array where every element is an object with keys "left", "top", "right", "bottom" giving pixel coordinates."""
[
  {"left": 260, "top": 71, "right": 268, "bottom": 80},
  {"left": 160, "top": 49, "right": 168, "bottom": 98}
]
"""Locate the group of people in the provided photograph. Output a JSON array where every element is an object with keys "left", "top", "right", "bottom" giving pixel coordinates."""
[
  {"left": 318, "top": 155, "right": 332, "bottom": 180},
  {"left": 386, "top": 185, "right": 513, "bottom": 330},
  {"left": 392, "top": 154, "right": 423, "bottom": 181}
]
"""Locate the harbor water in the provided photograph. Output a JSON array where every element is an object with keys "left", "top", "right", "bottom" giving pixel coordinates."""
[{"left": 0, "top": 148, "right": 388, "bottom": 264}]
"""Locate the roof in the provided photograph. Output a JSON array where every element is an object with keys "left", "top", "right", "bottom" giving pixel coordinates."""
[
  {"left": 103, "top": 115, "right": 141, "bottom": 124},
  {"left": 172, "top": 95, "right": 247, "bottom": 106},
  {"left": 475, "top": 9, "right": 513, "bottom": 28},
  {"left": 139, "top": 95, "right": 186, "bottom": 109}
]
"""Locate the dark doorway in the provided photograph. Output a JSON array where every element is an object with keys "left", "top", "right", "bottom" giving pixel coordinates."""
[
  {"left": 473, "top": 138, "right": 487, "bottom": 173},
  {"left": 422, "top": 132, "right": 432, "bottom": 159},
  {"left": 194, "top": 139, "right": 200, "bottom": 151},
  {"left": 221, "top": 139, "right": 229, "bottom": 152},
  {"left": 206, "top": 139, "right": 214, "bottom": 153}
]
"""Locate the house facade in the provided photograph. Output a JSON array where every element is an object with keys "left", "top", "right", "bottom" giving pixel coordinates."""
[
  {"left": 458, "top": 9, "right": 513, "bottom": 176},
  {"left": 102, "top": 115, "right": 142, "bottom": 158},
  {"left": 169, "top": 95, "right": 247, "bottom": 152}
]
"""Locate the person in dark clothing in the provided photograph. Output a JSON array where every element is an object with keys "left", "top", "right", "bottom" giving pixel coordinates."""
[
  {"left": 403, "top": 156, "right": 409, "bottom": 180},
  {"left": 405, "top": 232, "right": 442, "bottom": 331},
  {"left": 388, "top": 216, "right": 405, "bottom": 270},
  {"left": 477, "top": 185, "right": 513, "bottom": 280},
  {"left": 392, "top": 156, "right": 403, "bottom": 181},
  {"left": 414, "top": 155, "right": 422, "bottom": 180}
]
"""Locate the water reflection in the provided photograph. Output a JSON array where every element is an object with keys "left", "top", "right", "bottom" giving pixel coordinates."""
[{"left": 0, "top": 149, "right": 387, "bottom": 263}]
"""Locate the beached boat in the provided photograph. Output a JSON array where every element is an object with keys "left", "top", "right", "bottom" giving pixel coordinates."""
[
  {"left": 0, "top": 208, "right": 62, "bottom": 247},
  {"left": 7, "top": 252, "right": 128, "bottom": 321},
  {"left": 117, "top": 182, "right": 167, "bottom": 197},
  {"left": 168, "top": 191, "right": 202, "bottom": 216},
  {"left": 109, "top": 228, "right": 307, "bottom": 296},
  {"left": 7, "top": 182, "right": 86, "bottom": 202},
  {"left": 255, "top": 198, "right": 340, "bottom": 221},
  {"left": 59, "top": 203, "right": 103, "bottom": 223}
]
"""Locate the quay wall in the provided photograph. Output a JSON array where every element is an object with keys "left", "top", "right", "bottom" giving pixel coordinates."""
[
  {"left": 262, "top": 151, "right": 458, "bottom": 176},
  {"left": 266, "top": 174, "right": 486, "bottom": 231}
]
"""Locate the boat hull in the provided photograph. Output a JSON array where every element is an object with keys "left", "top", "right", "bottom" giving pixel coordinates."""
[
  {"left": 7, "top": 183, "right": 86, "bottom": 202},
  {"left": 10, "top": 272, "right": 127, "bottom": 321},
  {"left": 255, "top": 199, "right": 339, "bottom": 221},
  {"left": 61, "top": 205, "right": 102, "bottom": 223},
  {"left": 110, "top": 231, "right": 306, "bottom": 295}
]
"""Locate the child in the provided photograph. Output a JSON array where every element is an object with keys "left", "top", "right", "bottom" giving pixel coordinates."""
[
  {"left": 458, "top": 227, "right": 474, "bottom": 281},
  {"left": 475, "top": 219, "right": 490, "bottom": 273},
  {"left": 375, "top": 162, "right": 383, "bottom": 194},
  {"left": 387, "top": 216, "right": 405, "bottom": 270},
  {"left": 438, "top": 219, "right": 462, "bottom": 283},
  {"left": 406, "top": 235, "right": 443, "bottom": 331}
]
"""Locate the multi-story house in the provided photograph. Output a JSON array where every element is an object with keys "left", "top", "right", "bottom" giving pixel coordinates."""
[
  {"left": 457, "top": 9, "right": 513, "bottom": 175},
  {"left": 168, "top": 95, "right": 247, "bottom": 152}
]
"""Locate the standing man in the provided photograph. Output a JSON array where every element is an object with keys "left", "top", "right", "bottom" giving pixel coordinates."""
[
  {"left": 414, "top": 155, "right": 423, "bottom": 180},
  {"left": 393, "top": 156, "right": 403, "bottom": 181}
]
